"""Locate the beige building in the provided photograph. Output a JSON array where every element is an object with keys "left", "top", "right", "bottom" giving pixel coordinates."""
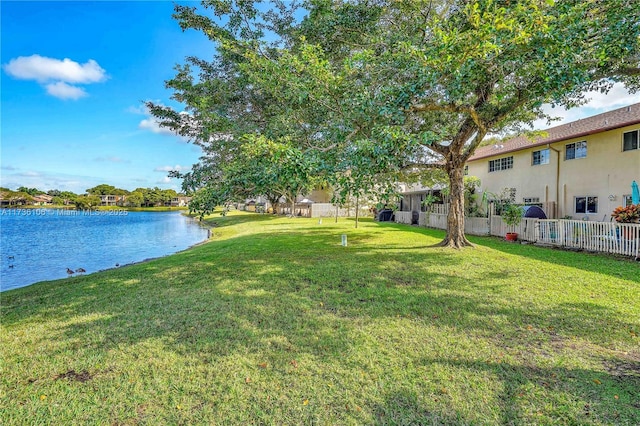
[
  {"left": 466, "top": 103, "right": 640, "bottom": 221},
  {"left": 170, "top": 196, "right": 192, "bottom": 207}
]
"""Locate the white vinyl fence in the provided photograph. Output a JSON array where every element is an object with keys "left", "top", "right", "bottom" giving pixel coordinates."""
[
  {"left": 535, "top": 220, "right": 640, "bottom": 257},
  {"left": 396, "top": 212, "right": 490, "bottom": 236},
  {"left": 395, "top": 211, "right": 640, "bottom": 258},
  {"left": 310, "top": 203, "right": 371, "bottom": 219}
]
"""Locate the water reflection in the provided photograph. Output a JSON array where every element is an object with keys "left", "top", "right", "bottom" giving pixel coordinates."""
[{"left": 0, "top": 209, "right": 207, "bottom": 291}]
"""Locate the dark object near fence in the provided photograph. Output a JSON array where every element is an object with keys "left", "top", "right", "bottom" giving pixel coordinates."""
[
  {"left": 378, "top": 209, "right": 394, "bottom": 222},
  {"left": 522, "top": 205, "right": 547, "bottom": 219},
  {"left": 411, "top": 211, "right": 419, "bottom": 225}
]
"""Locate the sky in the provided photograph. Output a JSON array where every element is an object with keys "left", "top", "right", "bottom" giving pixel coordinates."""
[
  {"left": 2, "top": 1, "right": 640, "bottom": 194},
  {"left": 1, "top": 1, "right": 212, "bottom": 193}
]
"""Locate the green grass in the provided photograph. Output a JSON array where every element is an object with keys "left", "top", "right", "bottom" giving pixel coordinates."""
[{"left": 2, "top": 212, "right": 638, "bottom": 425}]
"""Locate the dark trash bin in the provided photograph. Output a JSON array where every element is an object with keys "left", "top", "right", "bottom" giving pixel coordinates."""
[
  {"left": 378, "top": 209, "right": 394, "bottom": 222},
  {"left": 411, "top": 211, "right": 419, "bottom": 225}
]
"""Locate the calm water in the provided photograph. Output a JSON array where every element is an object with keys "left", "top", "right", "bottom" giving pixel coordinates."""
[{"left": 0, "top": 209, "right": 208, "bottom": 291}]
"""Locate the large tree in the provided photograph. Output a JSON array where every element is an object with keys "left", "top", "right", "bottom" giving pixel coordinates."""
[
  {"left": 241, "top": 0, "right": 640, "bottom": 247},
  {"left": 369, "top": 0, "right": 640, "bottom": 247},
  {"left": 152, "top": 0, "right": 639, "bottom": 247},
  {"left": 146, "top": 1, "right": 304, "bottom": 207},
  {"left": 190, "top": 135, "right": 317, "bottom": 218}
]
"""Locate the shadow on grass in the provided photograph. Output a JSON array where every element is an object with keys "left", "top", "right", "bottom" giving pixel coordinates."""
[
  {"left": 384, "top": 220, "right": 639, "bottom": 284},
  {"left": 3, "top": 219, "right": 639, "bottom": 424},
  {"left": 372, "top": 357, "right": 640, "bottom": 425}
]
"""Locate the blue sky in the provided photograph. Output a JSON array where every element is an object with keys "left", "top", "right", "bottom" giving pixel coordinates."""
[
  {"left": 1, "top": 1, "right": 212, "bottom": 193},
  {"left": 2, "top": 1, "right": 639, "bottom": 194}
]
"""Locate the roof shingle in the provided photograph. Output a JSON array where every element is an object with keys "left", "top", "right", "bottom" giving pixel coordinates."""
[{"left": 469, "top": 102, "right": 640, "bottom": 161}]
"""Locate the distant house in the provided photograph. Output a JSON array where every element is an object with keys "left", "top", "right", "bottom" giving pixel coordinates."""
[
  {"left": 465, "top": 103, "right": 640, "bottom": 220},
  {"left": 241, "top": 187, "right": 334, "bottom": 214},
  {"left": 100, "top": 195, "right": 126, "bottom": 206},
  {"left": 170, "top": 196, "right": 191, "bottom": 207},
  {"left": 396, "top": 183, "right": 447, "bottom": 214},
  {"left": 32, "top": 194, "right": 53, "bottom": 205}
]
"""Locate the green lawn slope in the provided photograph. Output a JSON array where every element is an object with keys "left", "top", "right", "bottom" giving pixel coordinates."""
[{"left": 2, "top": 212, "right": 638, "bottom": 425}]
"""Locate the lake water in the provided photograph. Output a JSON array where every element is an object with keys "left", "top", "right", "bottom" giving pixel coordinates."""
[{"left": 0, "top": 209, "right": 208, "bottom": 292}]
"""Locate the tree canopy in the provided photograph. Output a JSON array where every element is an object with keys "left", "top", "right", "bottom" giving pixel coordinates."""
[{"left": 151, "top": 0, "right": 640, "bottom": 247}]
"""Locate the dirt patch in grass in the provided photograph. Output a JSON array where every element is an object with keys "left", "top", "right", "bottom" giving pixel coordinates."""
[
  {"left": 55, "top": 369, "right": 93, "bottom": 383},
  {"left": 604, "top": 353, "right": 640, "bottom": 378}
]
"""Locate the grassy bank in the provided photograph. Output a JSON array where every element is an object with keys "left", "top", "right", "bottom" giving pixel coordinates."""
[{"left": 2, "top": 212, "right": 638, "bottom": 425}]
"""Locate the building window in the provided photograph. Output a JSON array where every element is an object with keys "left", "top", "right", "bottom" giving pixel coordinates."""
[
  {"left": 532, "top": 149, "right": 549, "bottom": 165},
  {"left": 623, "top": 195, "right": 634, "bottom": 207},
  {"left": 523, "top": 197, "right": 540, "bottom": 204},
  {"left": 565, "top": 141, "right": 587, "bottom": 160},
  {"left": 464, "top": 165, "right": 469, "bottom": 176},
  {"left": 488, "top": 156, "right": 513, "bottom": 172},
  {"left": 623, "top": 130, "right": 639, "bottom": 151},
  {"left": 575, "top": 196, "right": 598, "bottom": 214}
]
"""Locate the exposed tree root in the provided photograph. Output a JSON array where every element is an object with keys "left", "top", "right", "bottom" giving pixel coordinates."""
[{"left": 437, "top": 236, "right": 475, "bottom": 249}]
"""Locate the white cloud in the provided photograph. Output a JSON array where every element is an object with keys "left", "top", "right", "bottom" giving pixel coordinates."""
[
  {"left": 582, "top": 83, "right": 640, "bottom": 109},
  {"left": 139, "top": 117, "right": 177, "bottom": 136},
  {"left": 126, "top": 104, "right": 147, "bottom": 115},
  {"left": 45, "top": 81, "right": 88, "bottom": 100},
  {"left": 3, "top": 55, "right": 107, "bottom": 84},
  {"left": 3, "top": 54, "right": 107, "bottom": 100},
  {"left": 156, "top": 176, "right": 173, "bottom": 184},
  {"left": 154, "top": 165, "right": 189, "bottom": 172},
  {"left": 134, "top": 102, "right": 191, "bottom": 142},
  {"left": 533, "top": 83, "right": 640, "bottom": 129}
]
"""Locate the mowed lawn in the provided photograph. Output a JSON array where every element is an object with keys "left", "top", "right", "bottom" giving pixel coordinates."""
[{"left": 1, "top": 212, "right": 638, "bottom": 425}]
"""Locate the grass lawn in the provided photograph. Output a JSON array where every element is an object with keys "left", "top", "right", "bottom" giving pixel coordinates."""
[{"left": 1, "top": 212, "right": 638, "bottom": 425}]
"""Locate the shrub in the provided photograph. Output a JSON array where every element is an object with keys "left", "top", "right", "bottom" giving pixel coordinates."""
[{"left": 611, "top": 204, "right": 640, "bottom": 223}]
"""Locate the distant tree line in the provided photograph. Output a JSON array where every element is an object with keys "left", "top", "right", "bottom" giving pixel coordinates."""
[{"left": 1, "top": 185, "right": 184, "bottom": 209}]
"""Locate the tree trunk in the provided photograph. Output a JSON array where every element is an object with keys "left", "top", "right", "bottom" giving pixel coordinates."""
[
  {"left": 267, "top": 195, "right": 280, "bottom": 214},
  {"left": 439, "top": 163, "right": 473, "bottom": 248},
  {"left": 355, "top": 196, "right": 359, "bottom": 228}
]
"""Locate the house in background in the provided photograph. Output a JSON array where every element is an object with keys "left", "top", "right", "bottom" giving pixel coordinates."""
[
  {"left": 99, "top": 195, "right": 126, "bottom": 206},
  {"left": 465, "top": 103, "right": 640, "bottom": 221},
  {"left": 396, "top": 183, "right": 447, "bottom": 214},
  {"left": 32, "top": 194, "right": 53, "bottom": 205},
  {"left": 170, "top": 196, "right": 191, "bottom": 207}
]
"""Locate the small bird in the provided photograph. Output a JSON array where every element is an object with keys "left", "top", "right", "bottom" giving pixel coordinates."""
[
  {"left": 66, "top": 268, "right": 74, "bottom": 277},
  {"left": 8, "top": 265, "right": 14, "bottom": 269},
  {"left": 75, "top": 268, "right": 86, "bottom": 274},
  {"left": 8, "top": 256, "right": 14, "bottom": 260},
  {"left": 115, "top": 263, "right": 120, "bottom": 268}
]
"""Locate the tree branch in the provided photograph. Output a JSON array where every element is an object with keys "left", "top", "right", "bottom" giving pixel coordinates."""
[{"left": 401, "top": 162, "right": 445, "bottom": 172}]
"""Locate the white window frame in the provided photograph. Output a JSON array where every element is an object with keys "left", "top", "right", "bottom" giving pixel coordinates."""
[
  {"left": 488, "top": 156, "right": 513, "bottom": 172},
  {"left": 523, "top": 197, "right": 540, "bottom": 204},
  {"left": 565, "top": 141, "right": 587, "bottom": 160},
  {"left": 531, "top": 149, "right": 550, "bottom": 165},
  {"left": 575, "top": 196, "right": 598, "bottom": 214}
]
